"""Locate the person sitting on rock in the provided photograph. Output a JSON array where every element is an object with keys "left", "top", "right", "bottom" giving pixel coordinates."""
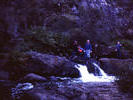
[
  {"left": 84, "top": 40, "right": 92, "bottom": 58},
  {"left": 115, "top": 41, "right": 122, "bottom": 58}
]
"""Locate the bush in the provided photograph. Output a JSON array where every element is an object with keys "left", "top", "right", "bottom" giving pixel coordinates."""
[{"left": 21, "top": 26, "right": 72, "bottom": 56}]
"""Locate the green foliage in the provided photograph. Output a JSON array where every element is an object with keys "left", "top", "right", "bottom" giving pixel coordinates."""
[{"left": 23, "top": 26, "right": 71, "bottom": 56}]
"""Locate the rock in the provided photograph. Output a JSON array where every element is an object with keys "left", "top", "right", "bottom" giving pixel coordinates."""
[
  {"left": 0, "top": 80, "right": 16, "bottom": 100},
  {"left": 94, "top": 45, "right": 131, "bottom": 59},
  {"left": 0, "top": 70, "right": 9, "bottom": 80},
  {"left": 49, "top": 76, "right": 58, "bottom": 81},
  {"left": 21, "top": 73, "right": 47, "bottom": 82},
  {"left": 18, "top": 82, "right": 132, "bottom": 100},
  {"left": 20, "top": 90, "right": 68, "bottom": 100},
  {"left": 99, "top": 58, "right": 133, "bottom": 75},
  {"left": 25, "top": 51, "right": 80, "bottom": 78},
  {"left": 96, "top": 45, "right": 116, "bottom": 58},
  {"left": 45, "top": 15, "right": 78, "bottom": 32},
  {"left": 11, "top": 82, "right": 34, "bottom": 99},
  {"left": 6, "top": 51, "right": 80, "bottom": 80}
]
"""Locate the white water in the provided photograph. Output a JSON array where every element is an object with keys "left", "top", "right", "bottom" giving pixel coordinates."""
[
  {"left": 75, "top": 64, "right": 115, "bottom": 82},
  {"left": 93, "top": 62, "right": 107, "bottom": 77}
]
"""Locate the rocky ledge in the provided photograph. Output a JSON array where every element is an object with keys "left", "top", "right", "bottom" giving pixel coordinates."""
[{"left": 100, "top": 58, "right": 133, "bottom": 75}]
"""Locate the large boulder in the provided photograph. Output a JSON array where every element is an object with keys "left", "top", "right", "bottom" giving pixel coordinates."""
[
  {"left": 6, "top": 51, "right": 80, "bottom": 80},
  {"left": 26, "top": 51, "right": 80, "bottom": 78},
  {"left": 99, "top": 58, "right": 133, "bottom": 75}
]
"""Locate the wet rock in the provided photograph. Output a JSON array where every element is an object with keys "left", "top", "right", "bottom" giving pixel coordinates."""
[
  {"left": 49, "top": 76, "right": 58, "bottom": 81},
  {"left": 21, "top": 73, "right": 47, "bottom": 82},
  {"left": 11, "top": 82, "right": 34, "bottom": 100},
  {"left": 18, "top": 82, "right": 132, "bottom": 100}
]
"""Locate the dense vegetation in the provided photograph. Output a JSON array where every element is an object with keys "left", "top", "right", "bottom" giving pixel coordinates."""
[{"left": 13, "top": 27, "right": 71, "bottom": 56}]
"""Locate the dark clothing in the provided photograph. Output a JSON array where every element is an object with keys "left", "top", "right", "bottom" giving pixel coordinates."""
[
  {"left": 116, "top": 44, "right": 122, "bottom": 58},
  {"left": 71, "top": 43, "right": 78, "bottom": 57},
  {"left": 85, "top": 43, "right": 92, "bottom": 51},
  {"left": 84, "top": 43, "right": 92, "bottom": 58},
  {"left": 116, "top": 44, "right": 122, "bottom": 51},
  {"left": 72, "top": 43, "right": 78, "bottom": 52}
]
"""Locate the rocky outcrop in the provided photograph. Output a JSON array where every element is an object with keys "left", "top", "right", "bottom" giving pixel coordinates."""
[{"left": 99, "top": 58, "right": 133, "bottom": 75}]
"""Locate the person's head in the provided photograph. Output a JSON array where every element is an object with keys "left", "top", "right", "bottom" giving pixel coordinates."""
[
  {"left": 86, "top": 40, "right": 90, "bottom": 44},
  {"left": 117, "top": 41, "right": 120, "bottom": 44},
  {"left": 95, "top": 44, "right": 98, "bottom": 47}
]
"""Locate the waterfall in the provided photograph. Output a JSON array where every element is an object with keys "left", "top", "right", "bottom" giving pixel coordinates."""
[
  {"left": 93, "top": 62, "right": 107, "bottom": 77},
  {"left": 75, "top": 64, "right": 115, "bottom": 82},
  {"left": 75, "top": 64, "right": 96, "bottom": 82}
]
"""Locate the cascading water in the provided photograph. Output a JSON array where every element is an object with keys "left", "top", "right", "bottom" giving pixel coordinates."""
[
  {"left": 93, "top": 62, "right": 107, "bottom": 77},
  {"left": 75, "top": 63, "right": 115, "bottom": 82}
]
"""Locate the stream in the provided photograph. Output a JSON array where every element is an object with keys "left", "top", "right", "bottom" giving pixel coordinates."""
[{"left": 11, "top": 61, "right": 133, "bottom": 100}]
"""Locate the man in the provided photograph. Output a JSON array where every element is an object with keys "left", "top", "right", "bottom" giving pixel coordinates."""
[
  {"left": 70, "top": 40, "right": 78, "bottom": 59},
  {"left": 116, "top": 41, "right": 122, "bottom": 58},
  {"left": 85, "top": 40, "right": 92, "bottom": 58},
  {"left": 72, "top": 40, "right": 78, "bottom": 53}
]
